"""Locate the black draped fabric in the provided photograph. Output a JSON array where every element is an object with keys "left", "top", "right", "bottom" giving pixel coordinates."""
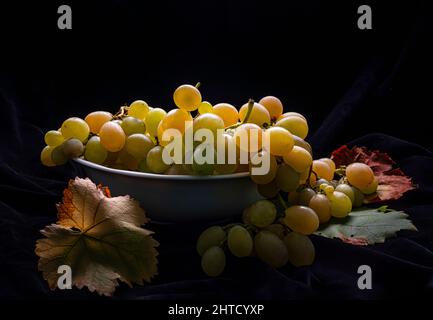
[{"left": 0, "top": 0, "right": 433, "bottom": 299}]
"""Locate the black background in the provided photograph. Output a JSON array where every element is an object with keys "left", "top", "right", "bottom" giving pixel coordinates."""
[{"left": 0, "top": 0, "right": 433, "bottom": 301}]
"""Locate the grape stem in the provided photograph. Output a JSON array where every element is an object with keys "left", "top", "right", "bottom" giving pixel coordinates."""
[
  {"left": 113, "top": 105, "right": 128, "bottom": 120},
  {"left": 225, "top": 99, "right": 255, "bottom": 130},
  {"left": 195, "top": 82, "right": 201, "bottom": 89}
]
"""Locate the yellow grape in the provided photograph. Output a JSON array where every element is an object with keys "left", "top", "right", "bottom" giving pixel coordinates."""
[
  {"left": 234, "top": 123, "right": 263, "bottom": 153},
  {"left": 44, "top": 130, "right": 64, "bottom": 147},
  {"left": 214, "top": 134, "right": 238, "bottom": 174},
  {"left": 263, "top": 126, "right": 294, "bottom": 156},
  {"left": 259, "top": 96, "right": 283, "bottom": 120},
  {"left": 145, "top": 108, "right": 167, "bottom": 137},
  {"left": 283, "top": 146, "right": 313, "bottom": 173},
  {"left": 125, "top": 133, "right": 154, "bottom": 160},
  {"left": 212, "top": 103, "right": 239, "bottom": 127},
  {"left": 346, "top": 162, "right": 375, "bottom": 189},
  {"left": 284, "top": 232, "right": 315, "bottom": 267},
  {"left": 198, "top": 101, "right": 213, "bottom": 114},
  {"left": 359, "top": 176, "right": 378, "bottom": 194},
  {"left": 158, "top": 109, "right": 193, "bottom": 146},
  {"left": 201, "top": 246, "right": 226, "bottom": 277},
  {"left": 308, "top": 194, "right": 331, "bottom": 223},
  {"left": 283, "top": 205, "right": 319, "bottom": 235},
  {"left": 85, "top": 111, "right": 113, "bottom": 134},
  {"left": 173, "top": 84, "right": 202, "bottom": 111},
  {"left": 299, "top": 169, "right": 310, "bottom": 184},
  {"left": 277, "top": 112, "right": 307, "bottom": 121},
  {"left": 329, "top": 191, "right": 352, "bottom": 218},
  {"left": 292, "top": 135, "right": 312, "bottom": 155},
  {"left": 275, "top": 116, "right": 308, "bottom": 139},
  {"left": 146, "top": 146, "right": 170, "bottom": 173},
  {"left": 319, "top": 158, "right": 336, "bottom": 172},
  {"left": 193, "top": 113, "right": 224, "bottom": 136},
  {"left": 128, "top": 100, "right": 150, "bottom": 120},
  {"left": 239, "top": 102, "right": 270, "bottom": 127},
  {"left": 335, "top": 183, "right": 355, "bottom": 203},
  {"left": 61, "top": 117, "right": 90, "bottom": 142},
  {"left": 312, "top": 160, "right": 334, "bottom": 181},
  {"left": 99, "top": 121, "right": 126, "bottom": 152},
  {"left": 250, "top": 150, "right": 278, "bottom": 184},
  {"left": 40, "top": 146, "right": 55, "bottom": 167}
]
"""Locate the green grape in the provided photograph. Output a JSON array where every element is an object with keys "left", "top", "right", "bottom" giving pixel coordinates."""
[
  {"left": 254, "top": 231, "right": 289, "bottom": 268},
  {"left": 329, "top": 191, "right": 352, "bottom": 218},
  {"left": 121, "top": 116, "right": 146, "bottom": 136},
  {"left": 61, "top": 117, "right": 90, "bottom": 142},
  {"left": 292, "top": 135, "right": 312, "bottom": 155},
  {"left": 250, "top": 150, "right": 277, "bottom": 184},
  {"left": 283, "top": 146, "right": 312, "bottom": 173},
  {"left": 298, "top": 188, "right": 316, "bottom": 206},
  {"left": 244, "top": 200, "right": 277, "bottom": 228},
  {"left": 85, "top": 111, "right": 112, "bottom": 134},
  {"left": 346, "top": 162, "right": 375, "bottom": 189},
  {"left": 257, "top": 180, "right": 280, "bottom": 199},
  {"left": 308, "top": 194, "right": 331, "bottom": 223},
  {"left": 63, "top": 138, "right": 84, "bottom": 158},
  {"left": 99, "top": 121, "right": 126, "bottom": 152},
  {"left": 51, "top": 145, "right": 68, "bottom": 165},
  {"left": 283, "top": 205, "right": 319, "bottom": 235},
  {"left": 315, "top": 178, "right": 331, "bottom": 187},
  {"left": 201, "top": 246, "right": 226, "bottom": 277},
  {"left": 239, "top": 102, "right": 271, "bottom": 127},
  {"left": 352, "top": 187, "right": 365, "bottom": 207},
  {"left": 40, "top": 146, "right": 55, "bottom": 167},
  {"left": 173, "top": 84, "right": 202, "bottom": 111},
  {"left": 263, "top": 127, "right": 294, "bottom": 156},
  {"left": 146, "top": 146, "right": 170, "bottom": 173},
  {"left": 128, "top": 100, "right": 149, "bottom": 120},
  {"left": 192, "top": 144, "right": 215, "bottom": 175},
  {"left": 284, "top": 232, "right": 315, "bottom": 267},
  {"left": 84, "top": 136, "right": 107, "bottom": 164},
  {"left": 125, "top": 133, "right": 154, "bottom": 160},
  {"left": 44, "top": 130, "right": 64, "bottom": 147},
  {"left": 275, "top": 116, "right": 308, "bottom": 139},
  {"left": 212, "top": 103, "right": 238, "bottom": 127},
  {"left": 145, "top": 108, "right": 166, "bottom": 137},
  {"left": 227, "top": 225, "right": 253, "bottom": 257},
  {"left": 138, "top": 158, "right": 149, "bottom": 172},
  {"left": 198, "top": 101, "right": 213, "bottom": 115},
  {"left": 196, "top": 226, "right": 226, "bottom": 256},
  {"left": 275, "top": 164, "right": 300, "bottom": 192},
  {"left": 335, "top": 183, "right": 355, "bottom": 203},
  {"left": 264, "top": 224, "right": 286, "bottom": 239},
  {"left": 259, "top": 96, "right": 283, "bottom": 120},
  {"left": 359, "top": 176, "right": 378, "bottom": 194}
]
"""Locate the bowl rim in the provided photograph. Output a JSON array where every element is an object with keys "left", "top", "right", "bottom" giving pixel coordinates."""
[{"left": 73, "top": 158, "right": 251, "bottom": 180}]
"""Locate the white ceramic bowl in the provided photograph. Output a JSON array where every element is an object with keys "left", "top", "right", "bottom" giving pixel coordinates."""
[{"left": 73, "top": 158, "right": 262, "bottom": 222}]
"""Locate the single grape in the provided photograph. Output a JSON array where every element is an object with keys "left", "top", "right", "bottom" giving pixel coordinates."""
[
  {"left": 263, "top": 127, "right": 294, "bottom": 156},
  {"left": 85, "top": 111, "right": 112, "bottom": 134},
  {"left": 257, "top": 180, "right": 280, "bottom": 199},
  {"left": 264, "top": 224, "right": 286, "bottom": 239},
  {"left": 41, "top": 146, "right": 55, "bottom": 167},
  {"left": 292, "top": 135, "right": 312, "bottom": 155},
  {"left": 234, "top": 123, "right": 263, "bottom": 153},
  {"left": 359, "top": 176, "right": 378, "bottom": 194},
  {"left": 308, "top": 193, "right": 331, "bottom": 223},
  {"left": 277, "top": 112, "right": 307, "bottom": 122},
  {"left": 44, "top": 130, "right": 64, "bottom": 147},
  {"left": 298, "top": 188, "right": 316, "bottom": 206},
  {"left": 227, "top": 225, "right": 253, "bottom": 257},
  {"left": 346, "top": 162, "right": 375, "bottom": 190},
  {"left": 51, "top": 145, "right": 68, "bottom": 165},
  {"left": 158, "top": 109, "right": 193, "bottom": 146},
  {"left": 259, "top": 96, "right": 283, "bottom": 121},
  {"left": 275, "top": 164, "right": 300, "bottom": 192},
  {"left": 99, "top": 121, "right": 126, "bottom": 152},
  {"left": 315, "top": 178, "right": 331, "bottom": 187},
  {"left": 244, "top": 200, "right": 277, "bottom": 228},
  {"left": 62, "top": 138, "right": 84, "bottom": 158},
  {"left": 197, "top": 226, "right": 226, "bottom": 256},
  {"left": 312, "top": 160, "right": 334, "bottom": 181},
  {"left": 275, "top": 116, "right": 308, "bottom": 139},
  {"left": 201, "top": 246, "right": 226, "bottom": 277},
  {"left": 121, "top": 116, "right": 146, "bottom": 136},
  {"left": 283, "top": 205, "right": 319, "bottom": 235},
  {"left": 284, "top": 232, "right": 315, "bottom": 267},
  {"left": 128, "top": 100, "right": 149, "bottom": 120},
  {"left": 137, "top": 158, "right": 149, "bottom": 172},
  {"left": 254, "top": 231, "right": 289, "bottom": 268},
  {"left": 283, "top": 145, "right": 313, "bottom": 173},
  {"left": 198, "top": 101, "right": 213, "bottom": 114},
  {"left": 212, "top": 103, "right": 239, "bottom": 127},
  {"left": 61, "top": 117, "right": 90, "bottom": 142},
  {"left": 239, "top": 102, "right": 271, "bottom": 127},
  {"left": 173, "top": 84, "right": 202, "bottom": 111},
  {"left": 193, "top": 113, "right": 224, "bottom": 137},
  {"left": 84, "top": 136, "right": 107, "bottom": 164},
  {"left": 192, "top": 143, "right": 215, "bottom": 175},
  {"left": 125, "top": 133, "right": 154, "bottom": 160},
  {"left": 335, "top": 183, "right": 355, "bottom": 203},
  {"left": 352, "top": 187, "right": 365, "bottom": 207},
  {"left": 250, "top": 150, "right": 277, "bottom": 185},
  {"left": 146, "top": 145, "right": 170, "bottom": 173},
  {"left": 145, "top": 108, "right": 167, "bottom": 137},
  {"left": 323, "top": 185, "right": 335, "bottom": 197},
  {"left": 329, "top": 191, "right": 352, "bottom": 218},
  {"left": 319, "top": 158, "right": 336, "bottom": 173}
]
